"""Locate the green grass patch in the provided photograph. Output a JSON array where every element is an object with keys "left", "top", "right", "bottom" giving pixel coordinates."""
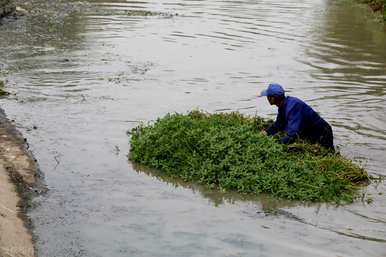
[{"left": 128, "top": 111, "right": 369, "bottom": 203}]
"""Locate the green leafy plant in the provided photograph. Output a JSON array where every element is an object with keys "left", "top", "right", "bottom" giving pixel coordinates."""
[{"left": 128, "top": 111, "right": 369, "bottom": 203}]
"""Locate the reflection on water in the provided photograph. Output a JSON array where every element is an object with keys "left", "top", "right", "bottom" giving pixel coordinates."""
[
  {"left": 0, "top": 0, "right": 386, "bottom": 256},
  {"left": 132, "top": 163, "right": 297, "bottom": 209}
]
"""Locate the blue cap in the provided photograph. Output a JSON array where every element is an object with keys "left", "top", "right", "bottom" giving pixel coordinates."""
[{"left": 260, "top": 83, "right": 285, "bottom": 97}]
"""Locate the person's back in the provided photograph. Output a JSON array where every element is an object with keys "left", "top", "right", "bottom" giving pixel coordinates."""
[{"left": 279, "top": 96, "right": 328, "bottom": 141}]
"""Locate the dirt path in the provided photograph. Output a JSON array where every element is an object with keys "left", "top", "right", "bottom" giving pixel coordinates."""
[{"left": 0, "top": 108, "right": 40, "bottom": 257}]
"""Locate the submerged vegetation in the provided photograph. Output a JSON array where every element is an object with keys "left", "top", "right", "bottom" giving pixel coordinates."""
[
  {"left": 129, "top": 111, "right": 369, "bottom": 203},
  {"left": 126, "top": 9, "right": 177, "bottom": 17}
]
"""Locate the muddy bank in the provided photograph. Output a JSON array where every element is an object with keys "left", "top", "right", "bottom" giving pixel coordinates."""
[{"left": 0, "top": 108, "right": 42, "bottom": 257}]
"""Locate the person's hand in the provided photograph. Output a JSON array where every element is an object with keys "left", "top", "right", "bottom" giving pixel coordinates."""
[{"left": 261, "top": 130, "right": 267, "bottom": 136}]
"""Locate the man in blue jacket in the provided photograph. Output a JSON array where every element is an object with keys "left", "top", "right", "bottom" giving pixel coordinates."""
[{"left": 261, "top": 83, "right": 334, "bottom": 150}]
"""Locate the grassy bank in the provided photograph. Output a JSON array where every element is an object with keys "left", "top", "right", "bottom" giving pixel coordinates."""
[
  {"left": 129, "top": 111, "right": 369, "bottom": 203},
  {"left": 361, "top": 0, "right": 386, "bottom": 21}
]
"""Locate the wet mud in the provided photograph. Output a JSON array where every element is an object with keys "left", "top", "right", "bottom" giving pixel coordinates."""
[{"left": 0, "top": 108, "right": 44, "bottom": 257}]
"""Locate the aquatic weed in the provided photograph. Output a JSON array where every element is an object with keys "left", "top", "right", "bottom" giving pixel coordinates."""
[
  {"left": 128, "top": 111, "right": 368, "bottom": 203},
  {"left": 0, "top": 79, "right": 10, "bottom": 96}
]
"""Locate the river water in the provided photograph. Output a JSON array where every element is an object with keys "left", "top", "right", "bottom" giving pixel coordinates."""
[{"left": 1, "top": 0, "right": 386, "bottom": 256}]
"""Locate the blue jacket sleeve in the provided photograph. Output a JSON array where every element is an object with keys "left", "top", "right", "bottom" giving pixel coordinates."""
[
  {"left": 266, "top": 111, "right": 284, "bottom": 136},
  {"left": 278, "top": 103, "right": 302, "bottom": 144}
]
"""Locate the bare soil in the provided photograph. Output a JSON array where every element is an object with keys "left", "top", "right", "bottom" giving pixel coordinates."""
[{"left": 0, "top": 108, "right": 41, "bottom": 257}]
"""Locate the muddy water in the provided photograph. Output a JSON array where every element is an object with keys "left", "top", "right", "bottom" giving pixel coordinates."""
[{"left": 1, "top": 0, "right": 386, "bottom": 256}]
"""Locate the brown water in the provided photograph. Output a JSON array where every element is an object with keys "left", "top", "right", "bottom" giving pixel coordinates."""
[{"left": 1, "top": 0, "right": 386, "bottom": 256}]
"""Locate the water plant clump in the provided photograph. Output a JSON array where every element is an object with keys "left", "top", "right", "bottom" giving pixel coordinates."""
[
  {"left": 128, "top": 111, "right": 369, "bottom": 203},
  {"left": 0, "top": 80, "right": 9, "bottom": 96}
]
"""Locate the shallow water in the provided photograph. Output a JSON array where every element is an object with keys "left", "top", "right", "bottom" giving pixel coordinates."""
[{"left": 1, "top": 0, "right": 386, "bottom": 256}]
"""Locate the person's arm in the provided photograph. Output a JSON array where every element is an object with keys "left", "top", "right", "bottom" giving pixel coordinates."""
[
  {"left": 265, "top": 112, "right": 284, "bottom": 136},
  {"left": 278, "top": 103, "right": 302, "bottom": 144}
]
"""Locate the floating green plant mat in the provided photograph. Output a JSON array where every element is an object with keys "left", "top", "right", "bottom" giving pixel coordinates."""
[{"left": 128, "top": 111, "right": 369, "bottom": 203}]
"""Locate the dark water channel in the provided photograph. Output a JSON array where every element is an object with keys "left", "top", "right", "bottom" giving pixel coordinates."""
[{"left": 1, "top": 0, "right": 386, "bottom": 256}]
